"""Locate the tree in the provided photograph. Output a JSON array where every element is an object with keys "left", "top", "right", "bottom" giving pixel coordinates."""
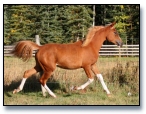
[
  {"left": 4, "top": 5, "right": 139, "bottom": 45},
  {"left": 64, "top": 5, "right": 93, "bottom": 42},
  {"left": 40, "top": 5, "right": 93, "bottom": 44},
  {"left": 95, "top": 5, "right": 139, "bottom": 45},
  {"left": 125, "top": 5, "right": 139, "bottom": 44},
  {"left": 5, "top": 5, "right": 29, "bottom": 44},
  {"left": 4, "top": 5, "right": 10, "bottom": 45},
  {"left": 44, "top": 5, "right": 66, "bottom": 44},
  {"left": 25, "top": 5, "right": 50, "bottom": 44}
]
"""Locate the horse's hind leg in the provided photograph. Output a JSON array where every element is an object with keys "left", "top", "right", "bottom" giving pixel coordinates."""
[
  {"left": 39, "top": 71, "right": 47, "bottom": 97},
  {"left": 13, "top": 65, "right": 41, "bottom": 94},
  {"left": 41, "top": 84, "right": 47, "bottom": 96},
  {"left": 91, "top": 64, "right": 111, "bottom": 97},
  {"left": 39, "top": 71, "right": 56, "bottom": 98}
]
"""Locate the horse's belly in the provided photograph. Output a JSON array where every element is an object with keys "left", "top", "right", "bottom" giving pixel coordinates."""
[{"left": 56, "top": 60, "right": 82, "bottom": 70}]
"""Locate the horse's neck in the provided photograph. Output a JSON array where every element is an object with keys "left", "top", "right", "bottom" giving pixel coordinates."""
[{"left": 90, "top": 31, "right": 106, "bottom": 53}]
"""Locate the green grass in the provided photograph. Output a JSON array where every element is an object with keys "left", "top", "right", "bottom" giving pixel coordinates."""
[
  {"left": 4, "top": 84, "right": 139, "bottom": 105},
  {"left": 4, "top": 57, "right": 139, "bottom": 105}
]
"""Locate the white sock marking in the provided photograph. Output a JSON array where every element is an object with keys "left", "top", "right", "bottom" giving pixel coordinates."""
[
  {"left": 96, "top": 74, "right": 110, "bottom": 94},
  {"left": 19, "top": 78, "right": 27, "bottom": 90},
  {"left": 77, "top": 78, "right": 94, "bottom": 90},
  {"left": 44, "top": 84, "right": 56, "bottom": 98},
  {"left": 41, "top": 85, "right": 47, "bottom": 96}
]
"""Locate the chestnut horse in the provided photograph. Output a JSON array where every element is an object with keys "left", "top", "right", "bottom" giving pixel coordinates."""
[{"left": 12, "top": 22, "right": 122, "bottom": 98}]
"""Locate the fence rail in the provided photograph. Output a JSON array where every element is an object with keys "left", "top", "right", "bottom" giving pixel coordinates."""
[{"left": 4, "top": 45, "right": 139, "bottom": 57}]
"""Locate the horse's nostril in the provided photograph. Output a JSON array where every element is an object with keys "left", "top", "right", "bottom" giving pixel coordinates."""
[{"left": 116, "top": 40, "right": 123, "bottom": 47}]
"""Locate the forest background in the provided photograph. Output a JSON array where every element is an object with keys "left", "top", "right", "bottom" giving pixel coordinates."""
[{"left": 4, "top": 5, "right": 139, "bottom": 45}]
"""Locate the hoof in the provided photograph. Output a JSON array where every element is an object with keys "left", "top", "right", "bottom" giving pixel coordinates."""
[
  {"left": 43, "top": 94, "right": 47, "bottom": 97},
  {"left": 107, "top": 94, "right": 112, "bottom": 97},
  {"left": 49, "top": 93, "right": 57, "bottom": 98},
  {"left": 80, "top": 88, "right": 87, "bottom": 94},
  {"left": 54, "top": 96, "right": 57, "bottom": 98},
  {"left": 42, "top": 93, "right": 47, "bottom": 97},
  {"left": 70, "top": 86, "right": 78, "bottom": 91},
  {"left": 13, "top": 89, "right": 17, "bottom": 94},
  {"left": 13, "top": 88, "right": 21, "bottom": 94},
  {"left": 73, "top": 86, "right": 78, "bottom": 90},
  {"left": 51, "top": 95, "right": 57, "bottom": 98}
]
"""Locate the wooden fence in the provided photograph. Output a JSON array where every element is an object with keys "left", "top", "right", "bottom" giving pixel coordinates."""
[{"left": 4, "top": 44, "right": 139, "bottom": 57}]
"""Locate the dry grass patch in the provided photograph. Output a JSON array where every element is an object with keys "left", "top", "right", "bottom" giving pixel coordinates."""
[{"left": 4, "top": 57, "right": 139, "bottom": 105}]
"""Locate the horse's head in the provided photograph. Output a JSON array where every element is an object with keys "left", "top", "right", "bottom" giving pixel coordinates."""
[{"left": 106, "top": 22, "right": 123, "bottom": 47}]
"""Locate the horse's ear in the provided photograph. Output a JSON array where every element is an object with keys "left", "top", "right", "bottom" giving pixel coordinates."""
[
  {"left": 109, "top": 22, "right": 116, "bottom": 29},
  {"left": 112, "top": 22, "right": 116, "bottom": 25}
]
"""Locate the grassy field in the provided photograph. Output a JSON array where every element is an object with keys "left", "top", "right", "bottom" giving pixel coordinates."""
[{"left": 4, "top": 56, "right": 139, "bottom": 105}]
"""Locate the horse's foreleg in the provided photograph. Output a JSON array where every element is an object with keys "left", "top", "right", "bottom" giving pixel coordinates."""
[
  {"left": 96, "top": 74, "right": 110, "bottom": 95},
  {"left": 75, "top": 78, "right": 94, "bottom": 90},
  {"left": 13, "top": 67, "right": 40, "bottom": 94},
  {"left": 75, "top": 66, "right": 94, "bottom": 90},
  {"left": 91, "top": 64, "right": 111, "bottom": 96}
]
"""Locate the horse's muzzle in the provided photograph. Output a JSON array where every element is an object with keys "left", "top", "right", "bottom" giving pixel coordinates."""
[{"left": 116, "top": 40, "right": 123, "bottom": 47}]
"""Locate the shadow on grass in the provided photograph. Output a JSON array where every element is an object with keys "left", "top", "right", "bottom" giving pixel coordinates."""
[
  {"left": 4, "top": 74, "right": 62, "bottom": 97},
  {"left": 4, "top": 92, "right": 12, "bottom": 97}
]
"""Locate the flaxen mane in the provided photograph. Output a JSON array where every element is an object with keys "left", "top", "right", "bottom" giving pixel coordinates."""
[{"left": 82, "top": 26, "right": 104, "bottom": 46}]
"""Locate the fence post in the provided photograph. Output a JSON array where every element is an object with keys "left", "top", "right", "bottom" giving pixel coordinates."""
[
  {"left": 119, "top": 46, "right": 121, "bottom": 62},
  {"left": 35, "top": 35, "right": 40, "bottom": 45}
]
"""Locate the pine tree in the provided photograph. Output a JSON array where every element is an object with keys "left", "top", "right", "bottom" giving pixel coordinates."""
[
  {"left": 4, "top": 5, "right": 93, "bottom": 44},
  {"left": 45, "top": 5, "right": 66, "bottom": 43},
  {"left": 95, "top": 5, "right": 134, "bottom": 45},
  {"left": 101, "top": 5, "right": 139, "bottom": 45},
  {"left": 5, "top": 5, "right": 139, "bottom": 45},
  {"left": 64, "top": 5, "right": 93, "bottom": 42},
  {"left": 6, "top": 5, "right": 29, "bottom": 44},
  {"left": 42, "top": 5, "right": 93, "bottom": 43},
  {"left": 4, "top": 5, "right": 10, "bottom": 45},
  {"left": 24, "top": 5, "right": 48, "bottom": 43},
  {"left": 25, "top": 5, "right": 66, "bottom": 44},
  {"left": 125, "top": 5, "right": 139, "bottom": 44}
]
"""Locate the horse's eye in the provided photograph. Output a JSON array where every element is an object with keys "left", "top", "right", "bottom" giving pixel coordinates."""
[{"left": 114, "top": 31, "right": 118, "bottom": 35}]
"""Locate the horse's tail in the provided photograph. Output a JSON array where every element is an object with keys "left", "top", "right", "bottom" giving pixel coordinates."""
[{"left": 11, "top": 41, "right": 41, "bottom": 62}]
